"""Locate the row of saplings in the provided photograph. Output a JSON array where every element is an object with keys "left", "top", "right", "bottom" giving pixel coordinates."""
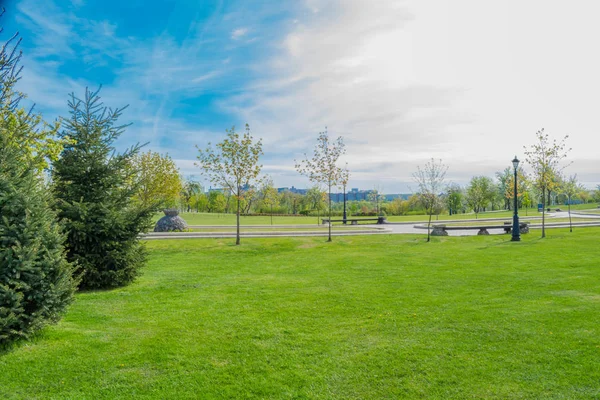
[{"left": 0, "top": 59, "right": 155, "bottom": 348}]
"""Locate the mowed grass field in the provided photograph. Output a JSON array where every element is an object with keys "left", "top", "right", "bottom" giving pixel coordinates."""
[{"left": 1, "top": 230, "right": 599, "bottom": 399}]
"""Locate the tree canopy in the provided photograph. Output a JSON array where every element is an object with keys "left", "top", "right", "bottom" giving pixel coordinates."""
[
  {"left": 53, "top": 87, "right": 154, "bottom": 289},
  {"left": 296, "top": 130, "right": 346, "bottom": 242},
  {"left": 196, "top": 124, "right": 263, "bottom": 245}
]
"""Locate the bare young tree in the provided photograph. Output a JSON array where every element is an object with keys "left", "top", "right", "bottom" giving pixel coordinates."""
[
  {"left": 412, "top": 158, "right": 448, "bottom": 242},
  {"left": 560, "top": 174, "right": 582, "bottom": 233},
  {"left": 295, "top": 129, "right": 345, "bottom": 242},
  {"left": 196, "top": 124, "right": 263, "bottom": 245},
  {"left": 524, "top": 129, "right": 571, "bottom": 238},
  {"left": 261, "top": 176, "right": 281, "bottom": 225}
]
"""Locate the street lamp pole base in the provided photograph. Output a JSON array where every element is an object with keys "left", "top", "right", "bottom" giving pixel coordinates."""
[{"left": 511, "top": 215, "right": 521, "bottom": 242}]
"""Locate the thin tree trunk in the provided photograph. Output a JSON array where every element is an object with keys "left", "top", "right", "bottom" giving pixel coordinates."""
[
  {"left": 328, "top": 183, "right": 332, "bottom": 242},
  {"left": 568, "top": 196, "right": 572, "bottom": 232},
  {"left": 236, "top": 193, "right": 241, "bottom": 245},
  {"left": 427, "top": 209, "right": 432, "bottom": 242},
  {"left": 271, "top": 205, "right": 273, "bottom": 225},
  {"left": 541, "top": 187, "right": 546, "bottom": 238}
]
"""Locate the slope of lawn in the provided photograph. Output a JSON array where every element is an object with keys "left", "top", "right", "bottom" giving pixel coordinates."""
[{"left": 1, "top": 229, "right": 599, "bottom": 399}]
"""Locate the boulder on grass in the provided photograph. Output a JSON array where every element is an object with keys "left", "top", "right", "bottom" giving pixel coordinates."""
[{"left": 154, "top": 209, "right": 188, "bottom": 232}]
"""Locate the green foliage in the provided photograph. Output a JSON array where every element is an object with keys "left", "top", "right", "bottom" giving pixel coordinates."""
[
  {"left": 412, "top": 158, "right": 447, "bottom": 242},
  {"left": 182, "top": 180, "right": 207, "bottom": 212},
  {"left": 279, "top": 191, "right": 302, "bottom": 215},
  {"left": 52, "top": 88, "right": 154, "bottom": 290},
  {"left": 524, "top": 128, "right": 571, "bottom": 238},
  {"left": 593, "top": 186, "right": 600, "bottom": 203},
  {"left": 132, "top": 151, "right": 182, "bottom": 209},
  {"left": 207, "top": 190, "right": 227, "bottom": 213},
  {"left": 445, "top": 183, "right": 464, "bottom": 215},
  {"left": 0, "top": 14, "right": 76, "bottom": 348},
  {"left": 196, "top": 124, "right": 263, "bottom": 245},
  {"left": 466, "top": 176, "right": 495, "bottom": 218},
  {"left": 295, "top": 129, "right": 346, "bottom": 241},
  {"left": 560, "top": 174, "right": 584, "bottom": 232},
  {"left": 0, "top": 14, "right": 66, "bottom": 171},
  {"left": 258, "top": 178, "right": 281, "bottom": 224},
  {"left": 0, "top": 119, "right": 76, "bottom": 348}
]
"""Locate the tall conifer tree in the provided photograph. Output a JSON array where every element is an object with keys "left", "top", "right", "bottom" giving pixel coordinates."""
[
  {"left": 53, "top": 88, "right": 154, "bottom": 289},
  {"left": 0, "top": 13, "right": 76, "bottom": 347}
]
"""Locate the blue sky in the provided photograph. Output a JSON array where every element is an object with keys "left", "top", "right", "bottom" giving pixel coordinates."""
[{"left": 5, "top": 0, "right": 600, "bottom": 192}]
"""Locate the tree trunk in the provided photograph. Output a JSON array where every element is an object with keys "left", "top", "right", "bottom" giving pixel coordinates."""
[
  {"left": 427, "top": 208, "right": 432, "bottom": 242},
  {"left": 568, "top": 196, "right": 572, "bottom": 233},
  {"left": 236, "top": 193, "right": 241, "bottom": 245},
  {"left": 328, "top": 183, "right": 332, "bottom": 242},
  {"left": 541, "top": 187, "right": 546, "bottom": 238}
]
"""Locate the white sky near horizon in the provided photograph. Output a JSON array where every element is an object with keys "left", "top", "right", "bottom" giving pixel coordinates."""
[
  {"left": 231, "top": 0, "right": 600, "bottom": 192},
  {"left": 12, "top": 0, "right": 600, "bottom": 192}
]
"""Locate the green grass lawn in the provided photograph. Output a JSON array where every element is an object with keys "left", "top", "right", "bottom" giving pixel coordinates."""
[
  {"left": 2, "top": 230, "right": 599, "bottom": 399},
  {"left": 443, "top": 218, "right": 600, "bottom": 227},
  {"left": 187, "top": 226, "right": 377, "bottom": 232}
]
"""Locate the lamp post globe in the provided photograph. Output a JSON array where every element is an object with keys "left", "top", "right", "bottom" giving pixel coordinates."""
[{"left": 511, "top": 156, "right": 521, "bottom": 242}]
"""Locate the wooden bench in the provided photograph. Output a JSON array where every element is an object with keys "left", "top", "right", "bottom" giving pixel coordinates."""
[
  {"left": 431, "top": 222, "right": 529, "bottom": 236},
  {"left": 322, "top": 217, "right": 387, "bottom": 225}
]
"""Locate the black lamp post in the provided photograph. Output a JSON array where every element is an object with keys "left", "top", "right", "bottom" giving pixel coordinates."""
[
  {"left": 342, "top": 183, "right": 347, "bottom": 224},
  {"left": 511, "top": 156, "right": 521, "bottom": 242}
]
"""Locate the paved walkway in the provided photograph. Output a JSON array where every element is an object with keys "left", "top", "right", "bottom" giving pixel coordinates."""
[{"left": 143, "top": 212, "right": 600, "bottom": 240}]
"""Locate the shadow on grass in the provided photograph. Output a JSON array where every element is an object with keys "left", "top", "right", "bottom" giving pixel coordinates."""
[{"left": 0, "top": 327, "right": 52, "bottom": 357}]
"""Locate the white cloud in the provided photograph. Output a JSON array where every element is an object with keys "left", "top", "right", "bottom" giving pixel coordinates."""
[
  {"left": 231, "top": 28, "right": 248, "bottom": 40},
  {"left": 221, "top": 0, "right": 600, "bottom": 191},
  {"left": 13, "top": 0, "right": 600, "bottom": 192}
]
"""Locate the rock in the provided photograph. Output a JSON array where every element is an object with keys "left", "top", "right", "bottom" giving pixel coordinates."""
[
  {"left": 431, "top": 224, "right": 448, "bottom": 236},
  {"left": 154, "top": 209, "right": 188, "bottom": 232}
]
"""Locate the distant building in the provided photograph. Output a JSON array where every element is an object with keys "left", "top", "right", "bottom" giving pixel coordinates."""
[
  {"left": 275, "top": 186, "right": 410, "bottom": 202},
  {"left": 277, "top": 186, "right": 308, "bottom": 195}
]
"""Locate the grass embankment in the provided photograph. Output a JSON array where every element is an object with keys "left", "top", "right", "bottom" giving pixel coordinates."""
[{"left": 2, "top": 230, "right": 599, "bottom": 399}]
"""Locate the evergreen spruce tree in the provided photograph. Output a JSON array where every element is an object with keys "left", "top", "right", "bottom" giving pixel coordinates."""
[
  {"left": 0, "top": 132, "right": 76, "bottom": 347},
  {"left": 52, "top": 88, "right": 154, "bottom": 289},
  {"left": 0, "top": 14, "right": 76, "bottom": 347}
]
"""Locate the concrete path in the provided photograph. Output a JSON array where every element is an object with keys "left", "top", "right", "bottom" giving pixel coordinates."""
[{"left": 143, "top": 212, "right": 600, "bottom": 240}]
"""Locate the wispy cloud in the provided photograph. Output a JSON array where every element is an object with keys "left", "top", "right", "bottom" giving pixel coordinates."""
[
  {"left": 230, "top": 27, "right": 248, "bottom": 40},
  {"left": 9, "top": 0, "right": 600, "bottom": 191}
]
